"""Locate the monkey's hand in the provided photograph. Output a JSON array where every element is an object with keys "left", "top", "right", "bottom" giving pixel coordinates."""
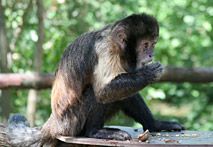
[
  {"left": 138, "top": 61, "right": 163, "bottom": 83},
  {"left": 146, "top": 120, "right": 186, "bottom": 132},
  {"left": 148, "top": 61, "right": 163, "bottom": 81}
]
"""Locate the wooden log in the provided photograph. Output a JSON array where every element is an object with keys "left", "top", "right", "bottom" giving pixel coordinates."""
[
  {"left": 0, "top": 73, "right": 54, "bottom": 89},
  {"left": 0, "top": 66, "right": 213, "bottom": 89},
  {"left": 1, "top": 125, "right": 213, "bottom": 146},
  {"left": 160, "top": 66, "right": 213, "bottom": 83}
]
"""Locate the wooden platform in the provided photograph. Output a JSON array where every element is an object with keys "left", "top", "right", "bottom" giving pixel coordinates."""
[{"left": 57, "top": 126, "right": 213, "bottom": 146}]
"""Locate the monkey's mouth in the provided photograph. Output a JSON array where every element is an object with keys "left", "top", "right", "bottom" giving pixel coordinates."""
[
  {"left": 136, "top": 61, "right": 153, "bottom": 70},
  {"left": 141, "top": 61, "right": 153, "bottom": 66}
]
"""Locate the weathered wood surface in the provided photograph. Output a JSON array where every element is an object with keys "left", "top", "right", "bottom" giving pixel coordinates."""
[{"left": 57, "top": 126, "right": 213, "bottom": 147}]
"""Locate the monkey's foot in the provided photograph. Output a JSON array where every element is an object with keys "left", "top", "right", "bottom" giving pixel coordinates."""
[
  {"left": 88, "top": 128, "right": 132, "bottom": 140},
  {"left": 146, "top": 120, "right": 186, "bottom": 132}
]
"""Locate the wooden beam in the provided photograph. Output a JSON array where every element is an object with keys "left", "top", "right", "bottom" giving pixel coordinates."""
[
  {"left": 160, "top": 66, "right": 213, "bottom": 83},
  {"left": 0, "top": 73, "right": 55, "bottom": 89},
  {"left": 0, "top": 66, "right": 213, "bottom": 89}
]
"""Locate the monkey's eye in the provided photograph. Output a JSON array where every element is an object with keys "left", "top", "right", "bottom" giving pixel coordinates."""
[
  {"left": 152, "top": 41, "right": 157, "bottom": 46},
  {"left": 151, "top": 42, "right": 155, "bottom": 46}
]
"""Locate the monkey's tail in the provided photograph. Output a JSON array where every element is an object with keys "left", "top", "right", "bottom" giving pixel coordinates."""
[
  {"left": 0, "top": 123, "right": 10, "bottom": 147},
  {"left": 0, "top": 114, "right": 42, "bottom": 147}
]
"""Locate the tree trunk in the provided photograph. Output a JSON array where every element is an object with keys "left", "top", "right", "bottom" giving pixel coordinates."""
[
  {"left": 27, "top": 0, "right": 45, "bottom": 127},
  {"left": 9, "top": 0, "right": 33, "bottom": 51},
  {"left": 0, "top": 0, "right": 10, "bottom": 124}
]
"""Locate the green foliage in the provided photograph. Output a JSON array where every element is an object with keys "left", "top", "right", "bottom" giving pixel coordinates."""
[{"left": 2, "top": 0, "right": 213, "bottom": 131}]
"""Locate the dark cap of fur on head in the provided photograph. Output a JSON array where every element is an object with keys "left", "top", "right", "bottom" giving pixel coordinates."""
[{"left": 112, "top": 13, "right": 159, "bottom": 40}]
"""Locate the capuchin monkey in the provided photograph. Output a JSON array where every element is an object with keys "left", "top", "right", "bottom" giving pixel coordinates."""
[{"left": 3, "top": 13, "right": 185, "bottom": 147}]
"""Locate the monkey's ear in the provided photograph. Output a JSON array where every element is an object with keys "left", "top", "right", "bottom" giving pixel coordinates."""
[{"left": 112, "top": 26, "right": 127, "bottom": 50}]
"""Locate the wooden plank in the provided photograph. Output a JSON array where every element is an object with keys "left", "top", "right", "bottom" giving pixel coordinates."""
[
  {"left": 57, "top": 126, "right": 213, "bottom": 146},
  {"left": 58, "top": 136, "right": 147, "bottom": 147}
]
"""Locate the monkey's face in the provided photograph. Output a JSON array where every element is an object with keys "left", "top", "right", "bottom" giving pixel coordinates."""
[
  {"left": 136, "top": 37, "right": 158, "bottom": 70},
  {"left": 111, "top": 14, "right": 159, "bottom": 72}
]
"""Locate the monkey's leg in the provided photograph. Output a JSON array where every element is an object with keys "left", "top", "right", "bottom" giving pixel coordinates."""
[
  {"left": 83, "top": 102, "right": 131, "bottom": 140},
  {"left": 121, "top": 93, "right": 185, "bottom": 132}
]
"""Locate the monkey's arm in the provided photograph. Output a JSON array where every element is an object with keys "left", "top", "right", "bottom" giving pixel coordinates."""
[
  {"left": 121, "top": 94, "right": 185, "bottom": 132},
  {"left": 96, "top": 62, "right": 162, "bottom": 103}
]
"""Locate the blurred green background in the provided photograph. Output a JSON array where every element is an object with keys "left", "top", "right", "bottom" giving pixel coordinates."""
[{"left": 0, "top": 0, "right": 213, "bottom": 131}]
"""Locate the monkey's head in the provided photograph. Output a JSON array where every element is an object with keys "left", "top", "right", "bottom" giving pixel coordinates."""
[{"left": 111, "top": 13, "right": 159, "bottom": 71}]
